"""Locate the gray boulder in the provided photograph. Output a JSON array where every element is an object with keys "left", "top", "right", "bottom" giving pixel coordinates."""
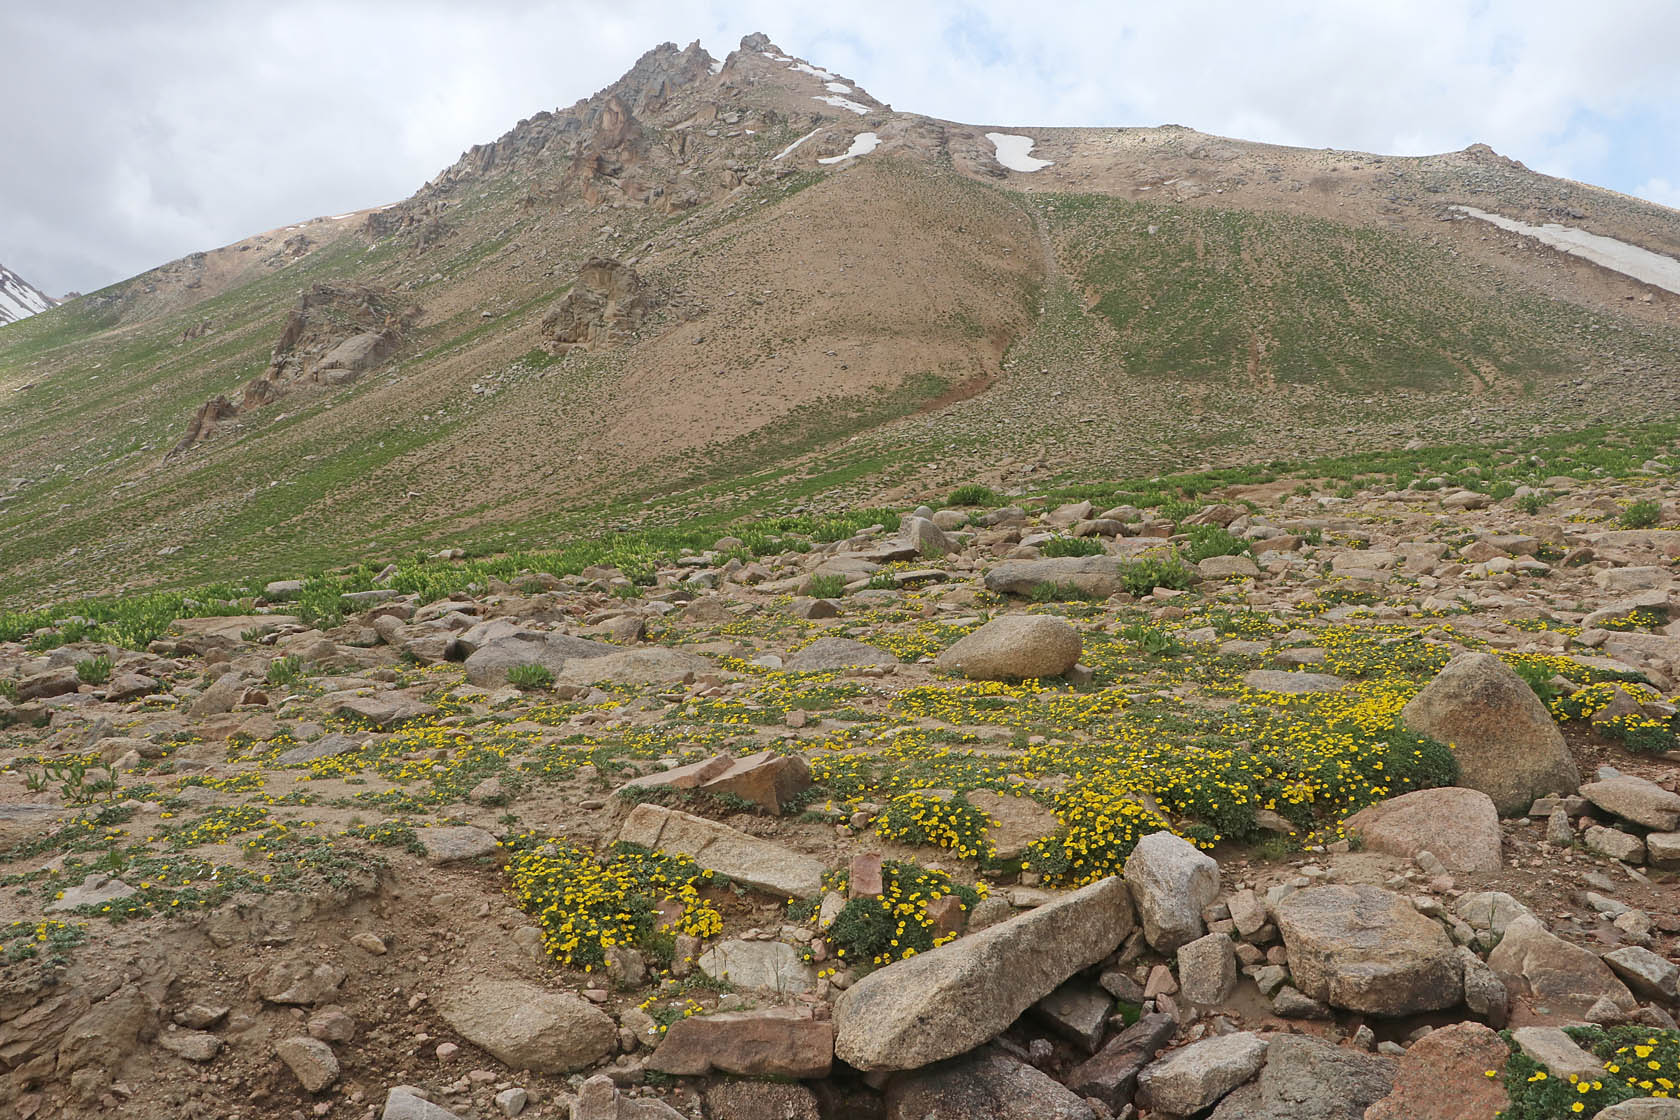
[
  {"left": 1274, "top": 886, "right": 1462, "bottom": 1015},
  {"left": 1178, "top": 931, "right": 1238, "bottom": 1005},
  {"left": 1137, "top": 1031, "right": 1269, "bottom": 1116},
  {"left": 463, "top": 634, "right": 614, "bottom": 686},
  {"left": 885, "top": 1048, "right": 1097, "bottom": 1120},
  {"left": 1400, "top": 652, "right": 1579, "bottom": 814},
  {"left": 782, "top": 637, "right": 898, "bottom": 673},
  {"left": 434, "top": 979, "right": 615, "bottom": 1073},
  {"left": 1208, "top": 1033, "right": 1395, "bottom": 1120},
  {"left": 935, "top": 614, "right": 1082, "bottom": 680},
  {"left": 833, "top": 876, "right": 1134, "bottom": 1071},
  {"left": 1124, "top": 831, "right": 1221, "bottom": 952},
  {"left": 1487, "top": 914, "right": 1636, "bottom": 1018}
]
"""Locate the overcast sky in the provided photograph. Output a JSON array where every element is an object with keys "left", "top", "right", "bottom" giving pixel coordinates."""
[{"left": 4, "top": 0, "right": 1678, "bottom": 296}]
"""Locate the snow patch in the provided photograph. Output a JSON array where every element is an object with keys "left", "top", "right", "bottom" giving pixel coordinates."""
[
  {"left": 825, "top": 81, "right": 852, "bottom": 94},
  {"left": 986, "top": 133, "right": 1053, "bottom": 173},
  {"left": 1452, "top": 206, "right": 1680, "bottom": 295},
  {"left": 0, "top": 264, "right": 52, "bottom": 326},
  {"left": 790, "top": 61, "right": 838, "bottom": 81},
  {"left": 814, "top": 94, "right": 870, "bottom": 116},
  {"left": 710, "top": 58, "right": 725, "bottom": 75},
  {"left": 817, "top": 132, "right": 880, "bottom": 165},
  {"left": 773, "top": 128, "right": 824, "bottom": 160}
]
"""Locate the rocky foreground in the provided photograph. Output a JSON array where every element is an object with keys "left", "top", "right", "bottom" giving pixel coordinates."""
[{"left": 3, "top": 465, "right": 1680, "bottom": 1119}]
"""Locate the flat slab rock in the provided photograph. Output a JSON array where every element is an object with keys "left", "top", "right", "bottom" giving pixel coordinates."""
[
  {"left": 420, "top": 826, "right": 499, "bottom": 863},
  {"left": 433, "top": 979, "right": 615, "bottom": 1074},
  {"left": 646, "top": 1007, "right": 832, "bottom": 1077},
  {"left": 781, "top": 636, "right": 898, "bottom": 673},
  {"left": 834, "top": 876, "right": 1134, "bottom": 1071},
  {"left": 1486, "top": 914, "right": 1635, "bottom": 1018},
  {"left": 1581, "top": 775, "right": 1680, "bottom": 831},
  {"left": 695, "top": 940, "right": 816, "bottom": 996},
  {"left": 1344, "top": 786, "right": 1502, "bottom": 872},
  {"left": 618, "top": 804, "right": 826, "bottom": 898},
  {"left": 1242, "top": 669, "right": 1348, "bottom": 694}
]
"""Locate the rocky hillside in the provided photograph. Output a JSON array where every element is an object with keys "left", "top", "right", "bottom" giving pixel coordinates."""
[
  {"left": 1, "top": 34, "right": 1679, "bottom": 605},
  {"left": 0, "top": 262, "right": 52, "bottom": 326},
  {"left": 3, "top": 434, "right": 1680, "bottom": 1119}
]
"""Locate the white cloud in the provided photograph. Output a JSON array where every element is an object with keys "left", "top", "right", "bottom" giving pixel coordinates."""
[
  {"left": 1633, "top": 178, "right": 1680, "bottom": 210},
  {"left": 0, "top": 0, "right": 1675, "bottom": 294}
]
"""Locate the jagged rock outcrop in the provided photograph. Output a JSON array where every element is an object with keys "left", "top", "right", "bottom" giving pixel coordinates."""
[
  {"left": 540, "top": 259, "right": 650, "bottom": 350},
  {"left": 168, "top": 283, "right": 419, "bottom": 458}
]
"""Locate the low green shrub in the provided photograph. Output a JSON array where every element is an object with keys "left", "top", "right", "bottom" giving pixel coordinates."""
[
  {"left": 947, "top": 484, "right": 1000, "bottom": 507},
  {"left": 1041, "top": 535, "right": 1105, "bottom": 558},
  {"left": 75, "top": 656, "right": 113, "bottom": 685},
  {"left": 806, "top": 573, "right": 848, "bottom": 599},
  {"left": 507, "top": 664, "right": 555, "bottom": 691},
  {"left": 1620, "top": 499, "right": 1661, "bottom": 529}
]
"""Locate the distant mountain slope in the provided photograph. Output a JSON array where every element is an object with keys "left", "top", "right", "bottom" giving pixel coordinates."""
[
  {"left": 1, "top": 32, "right": 1678, "bottom": 604},
  {"left": 0, "top": 262, "right": 52, "bottom": 325}
]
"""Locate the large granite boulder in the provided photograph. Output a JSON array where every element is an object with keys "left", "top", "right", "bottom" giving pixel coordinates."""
[{"left": 1400, "top": 653, "right": 1578, "bottom": 814}]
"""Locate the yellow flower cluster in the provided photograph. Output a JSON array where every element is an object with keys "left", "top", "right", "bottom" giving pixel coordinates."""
[
  {"left": 873, "top": 792, "right": 993, "bottom": 859},
  {"left": 502, "top": 836, "right": 722, "bottom": 971}
]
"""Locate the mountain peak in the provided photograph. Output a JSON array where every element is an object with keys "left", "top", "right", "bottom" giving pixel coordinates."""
[{"left": 0, "top": 262, "right": 53, "bottom": 326}]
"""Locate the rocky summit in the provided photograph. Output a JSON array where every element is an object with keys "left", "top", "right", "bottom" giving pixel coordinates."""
[{"left": 3, "top": 23, "right": 1680, "bottom": 1120}]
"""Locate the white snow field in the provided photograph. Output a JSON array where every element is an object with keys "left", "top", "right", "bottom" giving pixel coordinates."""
[{"left": 1452, "top": 206, "right": 1680, "bottom": 295}]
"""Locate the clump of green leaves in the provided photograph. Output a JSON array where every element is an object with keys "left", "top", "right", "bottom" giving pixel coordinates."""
[
  {"left": 296, "top": 576, "right": 345, "bottom": 629},
  {"left": 1118, "top": 555, "right": 1195, "bottom": 595},
  {"left": 1119, "top": 622, "right": 1183, "bottom": 656},
  {"left": 75, "top": 655, "right": 112, "bottom": 685},
  {"left": 266, "top": 655, "right": 305, "bottom": 687},
  {"left": 947, "top": 484, "right": 1000, "bottom": 507},
  {"left": 343, "top": 821, "right": 425, "bottom": 854},
  {"left": 1184, "top": 525, "right": 1252, "bottom": 563},
  {"left": 825, "top": 860, "right": 983, "bottom": 967},
  {"left": 1620, "top": 499, "right": 1662, "bottom": 529},
  {"left": 1041, "top": 536, "right": 1105, "bottom": 558},
  {"left": 806, "top": 573, "right": 848, "bottom": 599},
  {"left": 25, "top": 757, "right": 119, "bottom": 805},
  {"left": 507, "top": 663, "right": 555, "bottom": 691},
  {"left": 1514, "top": 491, "right": 1547, "bottom": 515}
]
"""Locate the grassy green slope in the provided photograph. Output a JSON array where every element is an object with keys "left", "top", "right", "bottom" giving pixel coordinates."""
[{"left": 1050, "top": 193, "right": 1663, "bottom": 392}]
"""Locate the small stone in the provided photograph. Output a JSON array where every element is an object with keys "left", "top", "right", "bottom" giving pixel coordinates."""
[
  {"left": 350, "top": 931, "right": 388, "bottom": 955},
  {"left": 1177, "top": 932, "right": 1237, "bottom": 1005},
  {"left": 1270, "top": 986, "right": 1332, "bottom": 1019},
  {"left": 159, "top": 1029, "right": 222, "bottom": 1062},
  {"left": 275, "top": 1036, "right": 339, "bottom": 1093},
  {"left": 494, "top": 1088, "right": 528, "bottom": 1117}
]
